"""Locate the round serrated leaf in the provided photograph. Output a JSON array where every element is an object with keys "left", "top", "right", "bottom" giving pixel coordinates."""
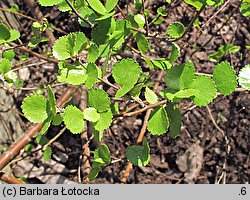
[
  {"left": 145, "top": 87, "right": 158, "bottom": 104},
  {"left": 165, "top": 62, "right": 195, "bottom": 91},
  {"left": 167, "top": 22, "right": 185, "bottom": 38},
  {"left": 21, "top": 94, "right": 48, "bottom": 123},
  {"left": 38, "top": 0, "right": 63, "bottom": 6},
  {"left": 125, "top": 138, "right": 150, "bottom": 166},
  {"left": 88, "top": 88, "right": 110, "bottom": 112},
  {"left": 0, "top": 23, "right": 10, "bottom": 42},
  {"left": 63, "top": 105, "right": 84, "bottom": 134},
  {"left": 93, "top": 110, "right": 112, "bottom": 131},
  {"left": 238, "top": 64, "right": 250, "bottom": 90},
  {"left": 112, "top": 59, "right": 142, "bottom": 98},
  {"left": 53, "top": 32, "right": 87, "bottom": 60},
  {"left": 213, "top": 62, "right": 237, "bottom": 95},
  {"left": 0, "top": 58, "right": 11, "bottom": 74},
  {"left": 147, "top": 106, "right": 169, "bottom": 135},
  {"left": 189, "top": 76, "right": 217, "bottom": 106},
  {"left": 83, "top": 107, "right": 100, "bottom": 122}
]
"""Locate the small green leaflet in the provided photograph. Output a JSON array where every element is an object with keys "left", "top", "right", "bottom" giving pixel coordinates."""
[
  {"left": 63, "top": 105, "right": 84, "bottom": 134},
  {"left": 105, "top": 0, "right": 119, "bottom": 13},
  {"left": 240, "top": 0, "right": 250, "bottom": 17},
  {"left": 53, "top": 32, "right": 87, "bottom": 60},
  {"left": 85, "top": 63, "right": 98, "bottom": 89},
  {"left": 88, "top": 88, "right": 110, "bottom": 112},
  {"left": 47, "top": 85, "right": 56, "bottom": 115},
  {"left": 189, "top": 76, "right": 217, "bottom": 106},
  {"left": 38, "top": 0, "right": 63, "bottom": 6},
  {"left": 184, "top": 0, "right": 203, "bottom": 10},
  {"left": 93, "top": 110, "right": 113, "bottom": 131},
  {"left": 0, "top": 23, "right": 11, "bottom": 42},
  {"left": 167, "top": 22, "right": 185, "bottom": 38},
  {"left": 169, "top": 42, "right": 180, "bottom": 63},
  {"left": 86, "top": 0, "right": 106, "bottom": 15},
  {"left": 2, "top": 50, "right": 15, "bottom": 61},
  {"left": 0, "top": 58, "right": 11, "bottom": 74},
  {"left": 147, "top": 106, "right": 169, "bottom": 135},
  {"left": 166, "top": 103, "right": 181, "bottom": 138},
  {"left": 165, "top": 62, "right": 195, "bottom": 91},
  {"left": 89, "top": 143, "right": 111, "bottom": 181},
  {"left": 36, "top": 134, "right": 48, "bottom": 146},
  {"left": 238, "top": 64, "right": 250, "bottom": 90},
  {"left": 213, "top": 62, "right": 237, "bottom": 95},
  {"left": 21, "top": 94, "right": 48, "bottom": 123},
  {"left": 125, "top": 137, "right": 150, "bottom": 166},
  {"left": 136, "top": 33, "right": 150, "bottom": 54},
  {"left": 40, "top": 114, "right": 52, "bottom": 135},
  {"left": 52, "top": 114, "right": 63, "bottom": 126},
  {"left": 57, "top": 62, "right": 87, "bottom": 85},
  {"left": 112, "top": 59, "right": 142, "bottom": 98},
  {"left": 134, "top": 14, "right": 145, "bottom": 28},
  {"left": 87, "top": 44, "right": 99, "bottom": 62},
  {"left": 83, "top": 107, "right": 100, "bottom": 122},
  {"left": 43, "top": 146, "right": 52, "bottom": 161},
  {"left": 145, "top": 87, "right": 158, "bottom": 104}
]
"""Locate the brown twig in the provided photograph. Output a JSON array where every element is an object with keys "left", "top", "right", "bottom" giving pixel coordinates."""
[
  {"left": 0, "top": 172, "right": 25, "bottom": 184},
  {"left": 0, "top": 86, "right": 76, "bottom": 172},
  {"left": 18, "top": 46, "right": 58, "bottom": 63}
]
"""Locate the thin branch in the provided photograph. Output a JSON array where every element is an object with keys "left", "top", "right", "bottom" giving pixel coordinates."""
[
  {"left": 0, "top": 172, "right": 25, "bottom": 184},
  {"left": 65, "top": 0, "right": 94, "bottom": 28},
  {"left": 0, "top": 86, "right": 76, "bottom": 172}
]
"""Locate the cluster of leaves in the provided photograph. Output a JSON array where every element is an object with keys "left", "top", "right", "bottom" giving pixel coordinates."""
[
  {"left": 1, "top": 0, "right": 249, "bottom": 180},
  {"left": 0, "top": 23, "right": 21, "bottom": 87}
]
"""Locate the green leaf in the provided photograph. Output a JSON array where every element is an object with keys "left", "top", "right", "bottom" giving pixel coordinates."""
[
  {"left": 87, "top": 44, "right": 99, "bottom": 62},
  {"left": 63, "top": 105, "right": 84, "bottom": 134},
  {"left": 83, "top": 107, "right": 100, "bottom": 122},
  {"left": 2, "top": 50, "right": 15, "bottom": 61},
  {"left": 7, "top": 29, "right": 20, "bottom": 43},
  {"left": 157, "top": 7, "right": 168, "bottom": 16},
  {"left": 238, "top": 64, "right": 250, "bottom": 90},
  {"left": 53, "top": 32, "right": 87, "bottom": 60},
  {"left": 89, "top": 167, "right": 101, "bottom": 181},
  {"left": 93, "top": 129, "right": 103, "bottom": 142},
  {"left": 0, "top": 23, "right": 11, "bottom": 42},
  {"left": 147, "top": 106, "right": 169, "bottom": 135},
  {"left": 169, "top": 42, "right": 180, "bottom": 63},
  {"left": 240, "top": 0, "right": 250, "bottom": 17},
  {"left": 209, "top": 44, "right": 240, "bottom": 62},
  {"left": 189, "top": 76, "right": 217, "bottom": 106},
  {"left": 174, "top": 89, "right": 197, "bottom": 99},
  {"left": 78, "top": 6, "right": 97, "bottom": 27},
  {"left": 88, "top": 88, "right": 110, "bottom": 112},
  {"left": 136, "top": 33, "right": 150, "bottom": 54},
  {"left": 167, "top": 22, "right": 185, "bottom": 38},
  {"left": 47, "top": 86, "right": 56, "bottom": 115},
  {"left": 38, "top": 0, "right": 63, "bottom": 6},
  {"left": 21, "top": 94, "right": 48, "bottom": 123},
  {"left": 0, "top": 58, "right": 11, "bottom": 74},
  {"left": 105, "top": 0, "right": 119, "bottom": 13},
  {"left": 40, "top": 114, "right": 52, "bottom": 135},
  {"left": 93, "top": 110, "right": 112, "bottom": 131},
  {"left": 125, "top": 137, "right": 150, "bottom": 166},
  {"left": 52, "top": 114, "right": 63, "bottom": 126},
  {"left": 57, "top": 62, "right": 87, "bottom": 85},
  {"left": 86, "top": 0, "right": 106, "bottom": 15},
  {"left": 134, "top": 14, "right": 145, "bottom": 28},
  {"left": 112, "top": 59, "right": 142, "bottom": 98},
  {"left": 184, "top": 0, "right": 203, "bottom": 10},
  {"left": 166, "top": 103, "right": 181, "bottom": 138},
  {"left": 95, "top": 144, "right": 111, "bottom": 164},
  {"left": 85, "top": 63, "right": 98, "bottom": 89},
  {"left": 43, "top": 146, "right": 52, "bottom": 162},
  {"left": 165, "top": 62, "right": 195, "bottom": 91},
  {"left": 36, "top": 134, "right": 48, "bottom": 146},
  {"left": 213, "top": 62, "right": 237, "bottom": 95},
  {"left": 145, "top": 87, "right": 158, "bottom": 104}
]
